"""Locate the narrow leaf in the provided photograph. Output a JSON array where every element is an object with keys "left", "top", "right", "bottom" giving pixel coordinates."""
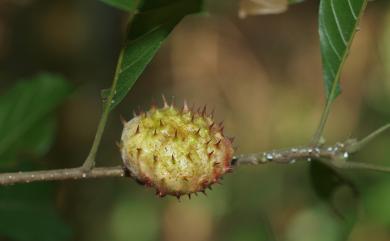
[
  {"left": 100, "top": 0, "right": 139, "bottom": 11},
  {"left": 107, "top": 0, "right": 203, "bottom": 110},
  {"left": 319, "top": 0, "right": 367, "bottom": 100}
]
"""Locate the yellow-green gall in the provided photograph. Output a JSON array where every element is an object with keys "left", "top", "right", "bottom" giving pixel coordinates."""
[{"left": 120, "top": 98, "right": 234, "bottom": 198}]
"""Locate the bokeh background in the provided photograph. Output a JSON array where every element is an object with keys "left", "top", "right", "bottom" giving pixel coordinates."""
[{"left": 1, "top": 0, "right": 390, "bottom": 240}]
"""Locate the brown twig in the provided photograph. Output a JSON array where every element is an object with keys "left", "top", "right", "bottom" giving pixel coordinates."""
[
  {"left": 0, "top": 166, "right": 126, "bottom": 186},
  {"left": 232, "top": 143, "right": 349, "bottom": 166},
  {"left": 1, "top": 136, "right": 390, "bottom": 186}
]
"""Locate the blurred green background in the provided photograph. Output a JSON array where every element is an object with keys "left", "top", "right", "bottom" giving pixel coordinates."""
[{"left": 1, "top": 0, "right": 390, "bottom": 241}]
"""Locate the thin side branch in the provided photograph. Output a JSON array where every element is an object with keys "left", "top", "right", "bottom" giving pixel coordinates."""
[
  {"left": 0, "top": 166, "right": 126, "bottom": 186},
  {"left": 232, "top": 143, "right": 348, "bottom": 166}
]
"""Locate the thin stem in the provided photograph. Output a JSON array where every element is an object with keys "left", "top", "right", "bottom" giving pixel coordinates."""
[
  {"left": 234, "top": 141, "right": 390, "bottom": 173},
  {"left": 311, "top": 100, "right": 333, "bottom": 145},
  {"left": 82, "top": 48, "right": 125, "bottom": 171},
  {"left": 311, "top": 0, "right": 368, "bottom": 145},
  {"left": 338, "top": 161, "right": 390, "bottom": 173},
  {"left": 0, "top": 166, "right": 126, "bottom": 186},
  {"left": 347, "top": 123, "right": 390, "bottom": 153},
  {"left": 232, "top": 143, "right": 344, "bottom": 166}
]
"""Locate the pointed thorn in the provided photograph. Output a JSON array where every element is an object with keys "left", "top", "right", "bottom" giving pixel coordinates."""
[
  {"left": 209, "top": 109, "right": 215, "bottom": 118},
  {"left": 183, "top": 100, "right": 189, "bottom": 112},
  {"left": 174, "top": 129, "right": 178, "bottom": 138},
  {"left": 120, "top": 115, "right": 127, "bottom": 125},
  {"left": 150, "top": 98, "right": 157, "bottom": 110},
  {"left": 215, "top": 139, "right": 221, "bottom": 148},
  {"left": 208, "top": 186, "right": 212, "bottom": 190},
  {"left": 201, "top": 105, "right": 207, "bottom": 117},
  {"left": 213, "top": 161, "right": 220, "bottom": 166},
  {"left": 208, "top": 151, "right": 214, "bottom": 158},
  {"left": 160, "top": 119, "right": 164, "bottom": 127},
  {"left": 209, "top": 123, "right": 215, "bottom": 130},
  {"left": 135, "top": 125, "right": 140, "bottom": 135},
  {"left": 170, "top": 96, "right": 175, "bottom": 108},
  {"left": 225, "top": 166, "right": 233, "bottom": 173},
  {"left": 171, "top": 154, "right": 176, "bottom": 164},
  {"left": 162, "top": 94, "right": 169, "bottom": 108},
  {"left": 188, "top": 194, "right": 192, "bottom": 199},
  {"left": 153, "top": 155, "right": 158, "bottom": 164},
  {"left": 186, "top": 153, "right": 192, "bottom": 161},
  {"left": 153, "top": 129, "right": 157, "bottom": 136},
  {"left": 136, "top": 148, "right": 142, "bottom": 158},
  {"left": 195, "top": 128, "right": 201, "bottom": 136},
  {"left": 206, "top": 139, "right": 212, "bottom": 145},
  {"left": 201, "top": 190, "right": 207, "bottom": 196},
  {"left": 115, "top": 141, "right": 122, "bottom": 149},
  {"left": 219, "top": 126, "right": 225, "bottom": 133},
  {"left": 191, "top": 113, "right": 195, "bottom": 123}
]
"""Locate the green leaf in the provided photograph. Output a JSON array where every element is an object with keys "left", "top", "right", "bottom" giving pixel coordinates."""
[
  {"left": 100, "top": 0, "right": 139, "bottom": 11},
  {"left": 319, "top": 0, "right": 367, "bottom": 101},
  {"left": 0, "top": 73, "right": 72, "bottom": 162},
  {"left": 0, "top": 181, "right": 71, "bottom": 241},
  {"left": 309, "top": 161, "right": 358, "bottom": 238},
  {"left": 107, "top": 0, "right": 203, "bottom": 111}
]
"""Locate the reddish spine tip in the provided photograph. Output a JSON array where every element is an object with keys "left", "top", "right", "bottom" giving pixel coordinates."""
[
  {"left": 209, "top": 109, "right": 215, "bottom": 118},
  {"left": 162, "top": 94, "right": 169, "bottom": 108},
  {"left": 201, "top": 105, "right": 207, "bottom": 116},
  {"left": 225, "top": 166, "right": 233, "bottom": 173}
]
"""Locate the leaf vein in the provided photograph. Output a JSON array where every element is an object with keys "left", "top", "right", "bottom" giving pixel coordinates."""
[
  {"left": 322, "top": 21, "right": 342, "bottom": 60},
  {"left": 347, "top": 0, "right": 358, "bottom": 20},
  {"left": 330, "top": 0, "right": 347, "bottom": 46}
]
